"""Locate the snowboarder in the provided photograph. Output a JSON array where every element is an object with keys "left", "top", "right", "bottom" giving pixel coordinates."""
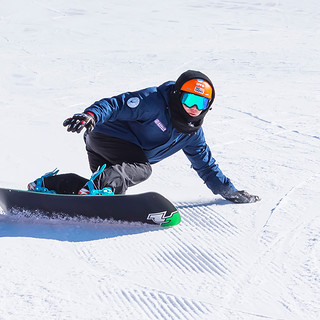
[{"left": 29, "top": 70, "right": 260, "bottom": 203}]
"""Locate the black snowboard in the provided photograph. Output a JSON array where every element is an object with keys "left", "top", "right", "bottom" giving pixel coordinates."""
[{"left": 0, "top": 188, "right": 181, "bottom": 227}]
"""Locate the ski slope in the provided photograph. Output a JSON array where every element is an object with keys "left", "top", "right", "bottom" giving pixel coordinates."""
[{"left": 0, "top": 0, "right": 319, "bottom": 319}]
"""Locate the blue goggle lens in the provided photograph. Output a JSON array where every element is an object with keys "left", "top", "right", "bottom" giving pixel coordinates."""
[{"left": 181, "top": 93, "right": 209, "bottom": 111}]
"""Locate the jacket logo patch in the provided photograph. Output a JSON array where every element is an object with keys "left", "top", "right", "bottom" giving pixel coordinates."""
[
  {"left": 127, "top": 97, "right": 140, "bottom": 108},
  {"left": 154, "top": 119, "right": 166, "bottom": 132}
]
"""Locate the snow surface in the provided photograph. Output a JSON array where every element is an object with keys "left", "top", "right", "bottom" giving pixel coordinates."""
[{"left": 0, "top": 0, "right": 320, "bottom": 319}]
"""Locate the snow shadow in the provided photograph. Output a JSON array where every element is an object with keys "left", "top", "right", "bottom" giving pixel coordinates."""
[
  {"left": 0, "top": 213, "right": 160, "bottom": 242},
  {"left": 177, "top": 198, "right": 229, "bottom": 209}
]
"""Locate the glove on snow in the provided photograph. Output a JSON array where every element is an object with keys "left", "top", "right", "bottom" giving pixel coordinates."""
[
  {"left": 63, "top": 112, "right": 96, "bottom": 133},
  {"left": 224, "top": 190, "right": 260, "bottom": 203}
]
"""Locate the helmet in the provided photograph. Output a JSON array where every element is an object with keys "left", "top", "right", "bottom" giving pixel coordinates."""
[{"left": 180, "top": 78, "right": 213, "bottom": 99}]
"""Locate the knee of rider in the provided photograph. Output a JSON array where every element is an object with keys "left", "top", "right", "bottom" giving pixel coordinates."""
[{"left": 144, "top": 162, "right": 152, "bottom": 180}]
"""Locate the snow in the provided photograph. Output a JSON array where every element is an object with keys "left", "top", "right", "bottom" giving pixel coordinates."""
[{"left": 0, "top": 0, "right": 320, "bottom": 319}]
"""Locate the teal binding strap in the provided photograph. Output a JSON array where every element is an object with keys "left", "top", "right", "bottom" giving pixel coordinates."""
[
  {"left": 86, "top": 164, "right": 114, "bottom": 196},
  {"left": 34, "top": 168, "right": 59, "bottom": 194}
]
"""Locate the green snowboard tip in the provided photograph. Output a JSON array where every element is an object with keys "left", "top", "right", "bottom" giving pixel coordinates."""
[{"left": 161, "top": 211, "right": 181, "bottom": 227}]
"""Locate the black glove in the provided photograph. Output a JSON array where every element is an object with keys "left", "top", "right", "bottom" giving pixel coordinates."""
[
  {"left": 224, "top": 190, "right": 261, "bottom": 203},
  {"left": 63, "top": 112, "right": 96, "bottom": 133}
]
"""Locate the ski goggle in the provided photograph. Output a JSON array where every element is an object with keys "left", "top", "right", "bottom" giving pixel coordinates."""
[{"left": 181, "top": 92, "right": 210, "bottom": 111}]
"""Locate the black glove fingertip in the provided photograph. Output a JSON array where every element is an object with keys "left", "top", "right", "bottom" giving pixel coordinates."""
[{"left": 76, "top": 125, "right": 84, "bottom": 134}]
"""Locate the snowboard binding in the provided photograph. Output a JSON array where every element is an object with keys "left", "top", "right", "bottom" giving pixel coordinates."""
[
  {"left": 27, "top": 168, "right": 59, "bottom": 194},
  {"left": 80, "top": 164, "right": 114, "bottom": 196}
]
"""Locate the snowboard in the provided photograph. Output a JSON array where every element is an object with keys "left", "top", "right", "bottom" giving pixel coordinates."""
[{"left": 0, "top": 187, "right": 181, "bottom": 227}]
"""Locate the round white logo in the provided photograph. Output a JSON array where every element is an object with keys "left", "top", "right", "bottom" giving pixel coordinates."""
[{"left": 127, "top": 97, "right": 140, "bottom": 108}]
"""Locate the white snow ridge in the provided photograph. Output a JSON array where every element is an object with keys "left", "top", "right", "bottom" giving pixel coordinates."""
[{"left": 0, "top": 0, "right": 319, "bottom": 319}]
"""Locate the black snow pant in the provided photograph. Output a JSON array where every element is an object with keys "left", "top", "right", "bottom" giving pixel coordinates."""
[
  {"left": 84, "top": 132, "right": 152, "bottom": 194},
  {"left": 43, "top": 132, "right": 152, "bottom": 195}
]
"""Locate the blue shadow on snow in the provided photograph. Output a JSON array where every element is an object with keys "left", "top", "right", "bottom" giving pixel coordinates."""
[{"left": 0, "top": 213, "right": 160, "bottom": 242}]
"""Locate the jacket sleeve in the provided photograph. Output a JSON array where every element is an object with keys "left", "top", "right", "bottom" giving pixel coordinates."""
[
  {"left": 183, "top": 129, "right": 237, "bottom": 196},
  {"left": 84, "top": 87, "right": 159, "bottom": 124}
]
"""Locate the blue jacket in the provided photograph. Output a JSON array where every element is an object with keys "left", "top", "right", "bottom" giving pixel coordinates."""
[{"left": 85, "top": 81, "right": 236, "bottom": 196}]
